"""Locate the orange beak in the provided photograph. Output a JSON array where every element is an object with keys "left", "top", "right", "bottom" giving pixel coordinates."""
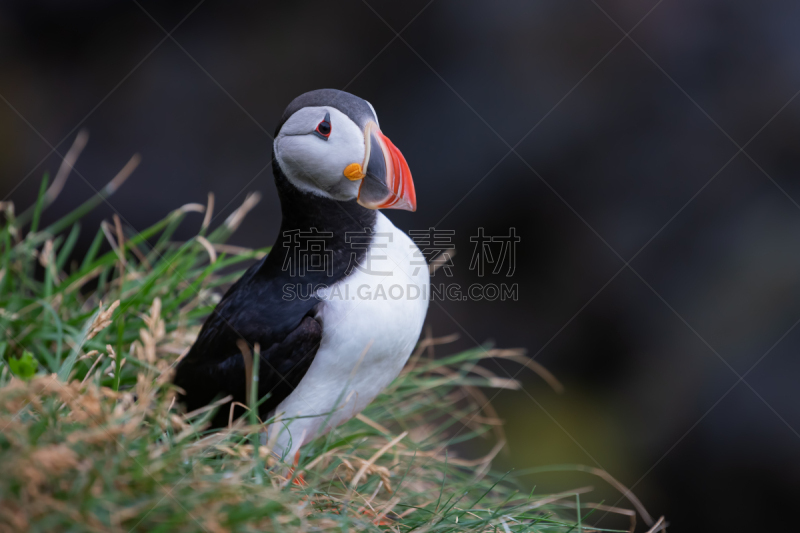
[{"left": 352, "top": 121, "right": 417, "bottom": 212}]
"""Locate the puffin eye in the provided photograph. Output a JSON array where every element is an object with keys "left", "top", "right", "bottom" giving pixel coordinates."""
[{"left": 313, "top": 112, "right": 332, "bottom": 140}]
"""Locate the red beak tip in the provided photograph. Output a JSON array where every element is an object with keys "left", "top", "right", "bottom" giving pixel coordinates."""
[{"left": 382, "top": 131, "right": 417, "bottom": 213}]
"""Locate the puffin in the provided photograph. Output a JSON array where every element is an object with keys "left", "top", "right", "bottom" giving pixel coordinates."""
[{"left": 174, "top": 89, "right": 428, "bottom": 461}]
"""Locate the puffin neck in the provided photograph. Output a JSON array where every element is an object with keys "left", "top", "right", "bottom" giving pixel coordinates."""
[
  {"left": 273, "top": 164, "right": 376, "bottom": 237},
  {"left": 258, "top": 162, "right": 377, "bottom": 283}
]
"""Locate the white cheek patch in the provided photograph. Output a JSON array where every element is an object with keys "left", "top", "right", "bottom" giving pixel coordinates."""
[{"left": 275, "top": 107, "right": 367, "bottom": 201}]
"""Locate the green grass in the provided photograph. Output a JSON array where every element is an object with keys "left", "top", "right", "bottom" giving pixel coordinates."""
[{"left": 0, "top": 159, "right": 647, "bottom": 532}]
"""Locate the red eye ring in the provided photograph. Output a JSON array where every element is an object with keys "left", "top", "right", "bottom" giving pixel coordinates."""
[{"left": 314, "top": 111, "right": 332, "bottom": 140}]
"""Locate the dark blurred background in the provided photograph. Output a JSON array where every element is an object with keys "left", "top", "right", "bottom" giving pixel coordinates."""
[{"left": 3, "top": 0, "right": 800, "bottom": 530}]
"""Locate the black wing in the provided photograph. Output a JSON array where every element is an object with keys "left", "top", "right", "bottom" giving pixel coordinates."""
[{"left": 174, "top": 258, "right": 322, "bottom": 428}]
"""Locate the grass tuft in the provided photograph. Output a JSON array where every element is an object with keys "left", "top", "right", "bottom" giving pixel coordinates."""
[{"left": 0, "top": 147, "right": 653, "bottom": 532}]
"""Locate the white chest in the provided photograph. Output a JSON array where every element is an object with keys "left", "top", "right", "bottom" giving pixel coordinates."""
[{"left": 271, "top": 213, "right": 429, "bottom": 455}]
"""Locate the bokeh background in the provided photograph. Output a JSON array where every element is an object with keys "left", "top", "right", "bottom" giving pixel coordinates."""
[{"left": 3, "top": 1, "right": 800, "bottom": 530}]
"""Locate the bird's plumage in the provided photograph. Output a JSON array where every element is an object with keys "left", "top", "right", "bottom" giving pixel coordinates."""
[
  {"left": 269, "top": 211, "right": 428, "bottom": 458},
  {"left": 174, "top": 89, "right": 426, "bottom": 457},
  {"left": 276, "top": 88, "right": 379, "bottom": 134},
  {"left": 174, "top": 176, "right": 375, "bottom": 428}
]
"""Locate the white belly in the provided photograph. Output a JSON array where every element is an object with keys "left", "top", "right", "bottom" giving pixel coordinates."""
[{"left": 270, "top": 213, "right": 429, "bottom": 457}]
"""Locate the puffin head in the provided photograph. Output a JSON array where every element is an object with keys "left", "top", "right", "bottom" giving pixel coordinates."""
[{"left": 273, "top": 89, "right": 416, "bottom": 211}]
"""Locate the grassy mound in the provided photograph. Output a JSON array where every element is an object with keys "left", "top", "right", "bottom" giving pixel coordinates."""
[{"left": 0, "top": 143, "right": 655, "bottom": 532}]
